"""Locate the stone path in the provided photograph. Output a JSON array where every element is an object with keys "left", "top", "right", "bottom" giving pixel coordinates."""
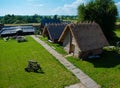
[
  {"left": 31, "top": 35, "right": 101, "bottom": 88},
  {"left": 65, "top": 83, "right": 86, "bottom": 88}
]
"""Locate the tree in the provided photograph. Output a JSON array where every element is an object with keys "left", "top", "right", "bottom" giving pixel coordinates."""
[
  {"left": 78, "top": 0, "right": 118, "bottom": 39},
  {"left": 0, "top": 14, "right": 43, "bottom": 24},
  {"left": 53, "top": 15, "right": 58, "bottom": 19}
]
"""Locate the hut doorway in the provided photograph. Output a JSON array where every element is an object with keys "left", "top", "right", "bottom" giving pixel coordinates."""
[{"left": 69, "top": 44, "right": 75, "bottom": 53}]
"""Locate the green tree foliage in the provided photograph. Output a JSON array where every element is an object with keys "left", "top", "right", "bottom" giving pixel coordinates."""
[
  {"left": 0, "top": 14, "right": 41, "bottom": 24},
  {"left": 53, "top": 15, "right": 58, "bottom": 19},
  {"left": 78, "top": 0, "right": 118, "bottom": 39},
  {"left": 0, "top": 14, "right": 77, "bottom": 24},
  {"left": 117, "top": 17, "right": 120, "bottom": 22}
]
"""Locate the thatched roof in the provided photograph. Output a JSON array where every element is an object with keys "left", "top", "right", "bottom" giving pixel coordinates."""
[
  {"left": 42, "top": 23, "right": 67, "bottom": 42},
  {"left": 59, "top": 22, "right": 109, "bottom": 52}
]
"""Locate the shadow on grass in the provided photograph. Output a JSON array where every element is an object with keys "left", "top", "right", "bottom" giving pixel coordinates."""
[
  {"left": 85, "top": 33, "right": 120, "bottom": 68},
  {"left": 33, "top": 68, "right": 45, "bottom": 74},
  {"left": 26, "top": 71, "right": 45, "bottom": 74},
  {"left": 34, "top": 71, "right": 45, "bottom": 74},
  {"left": 85, "top": 51, "right": 120, "bottom": 68},
  {"left": 25, "top": 68, "right": 45, "bottom": 74}
]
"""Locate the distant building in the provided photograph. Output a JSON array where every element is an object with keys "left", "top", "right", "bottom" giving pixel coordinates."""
[
  {"left": 41, "top": 18, "right": 61, "bottom": 28},
  {"left": 42, "top": 23, "right": 66, "bottom": 43},
  {"left": 19, "top": 26, "right": 35, "bottom": 35},
  {"left": 58, "top": 22, "right": 109, "bottom": 59},
  {"left": 0, "top": 27, "right": 16, "bottom": 37},
  {"left": 0, "top": 26, "right": 35, "bottom": 37},
  {"left": 0, "top": 24, "right": 4, "bottom": 30},
  {"left": 40, "top": 18, "right": 61, "bottom": 34}
]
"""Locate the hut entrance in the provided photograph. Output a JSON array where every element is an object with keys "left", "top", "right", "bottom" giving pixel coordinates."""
[{"left": 69, "top": 44, "right": 75, "bottom": 53}]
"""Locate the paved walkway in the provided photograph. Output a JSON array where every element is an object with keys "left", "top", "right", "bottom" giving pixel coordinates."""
[{"left": 31, "top": 35, "right": 101, "bottom": 88}]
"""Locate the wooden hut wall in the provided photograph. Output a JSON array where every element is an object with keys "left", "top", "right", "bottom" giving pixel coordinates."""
[
  {"left": 62, "top": 31, "right": 71, "bottom": 53},
  {"left": 71, "top": 35, "right": 80, "bottom": 57}
]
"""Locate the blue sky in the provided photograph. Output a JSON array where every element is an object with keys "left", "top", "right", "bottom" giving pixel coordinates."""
[{"left": 0, "top": 0, "right": 120, "bottom": 16}]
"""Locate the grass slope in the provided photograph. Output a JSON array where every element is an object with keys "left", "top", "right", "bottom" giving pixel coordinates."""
[{"left": 0, "top": 36, "right": 79, "bottom": 88}]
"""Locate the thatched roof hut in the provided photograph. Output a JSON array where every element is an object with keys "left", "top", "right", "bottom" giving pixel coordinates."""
[
  {"left": 42, "top": 23, "right": 66, "bottom": 43},
  {"left": 58, "top": 22, "right": 109, "bottom": 59}
]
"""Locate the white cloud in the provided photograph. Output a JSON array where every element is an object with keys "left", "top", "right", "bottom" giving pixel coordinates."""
[
  {"left": 26, "top": 0, "right": 44, "bottom": 7},
  {"left": 28, "top": 3, "right": 44, "bottom": 7},
  {"left": 52, "top": 0, "right": 87, "bottom": 15},
  {"left": 115, "top": 2, "right": 120, "bottom": 6}
]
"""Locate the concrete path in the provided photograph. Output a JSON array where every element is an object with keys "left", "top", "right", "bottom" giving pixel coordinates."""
[
  {"left": 65, "top": 83, "right": 86, "bottom": 88},
  {"left": 31, "top": 35, "right": 101, "bottom": 88}
]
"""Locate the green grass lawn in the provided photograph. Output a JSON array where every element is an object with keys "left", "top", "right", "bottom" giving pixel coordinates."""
[
  {"left": 67, "top": 53, "right": 120, "bottom": 88},
  {"left": 0, "top": 36, "right": 79, "bottom": 88}
]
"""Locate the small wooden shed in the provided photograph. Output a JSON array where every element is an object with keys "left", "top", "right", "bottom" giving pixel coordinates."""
[
  {"left": 58, "top": 22, "right": 109, "bottom": 59},
  {"left": 42, "top": 23, "right": 66, "bottom": 43}
]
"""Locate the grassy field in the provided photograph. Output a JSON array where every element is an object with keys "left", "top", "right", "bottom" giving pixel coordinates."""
[
  {"left": 39, "top": 29, "right": 120, "bottom": 88},
  {"left": 0, "top": 36, "right": 79, "bottom": 88}
]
